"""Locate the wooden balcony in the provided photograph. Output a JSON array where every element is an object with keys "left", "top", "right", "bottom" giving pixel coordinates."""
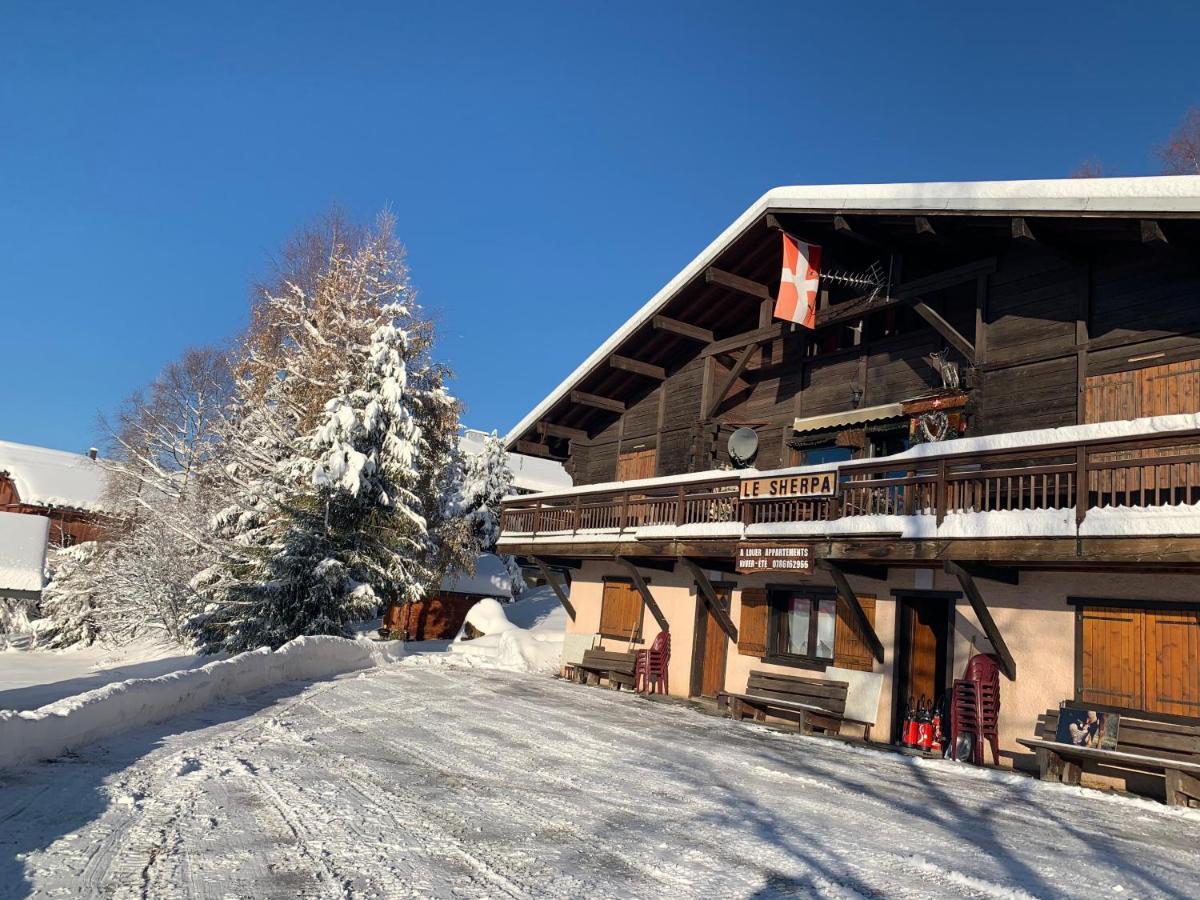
[{"left": 499, "top": 427, "right": 1200, "bottom": 546}]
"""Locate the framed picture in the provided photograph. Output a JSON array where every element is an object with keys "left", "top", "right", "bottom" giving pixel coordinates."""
[{"left": 1055, "top": 708, "right": 1120, "bottom": 750}]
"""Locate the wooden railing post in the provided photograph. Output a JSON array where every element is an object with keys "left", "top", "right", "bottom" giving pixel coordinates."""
[
  {"left": 620, "top": 491, "right": 630, "bottom": 530},
  {"left": 573, "top": 494, "right": 582, "bottom": 534},
  {"left": 936, "top": 459, "right": 947, "bottom": 525},
  {"left": 1076, "top": 445, "right": 1088, "bottom": 526},
  {"left": 533, "top": 502, "right": 542, "bottom": 537},
  {"left": 676, "top": 485, "right": 686, "bottom": 526}
]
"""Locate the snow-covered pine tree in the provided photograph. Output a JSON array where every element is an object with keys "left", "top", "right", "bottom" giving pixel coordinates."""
[
  {"left": 193, "top": 214, "right": 473, "bottom": 651},
  {"left": 461, "top": 431, "right": 525, "bottom": 595},
  {"left": 38, "top": 541, "right": 105, "bottom": 647}
]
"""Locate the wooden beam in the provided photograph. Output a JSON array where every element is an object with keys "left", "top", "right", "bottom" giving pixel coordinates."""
[
  {"left": 834, "top": 215, "right": 889, "bottom": 250},
  {"left": 817, "top": 560, "right": 885, "bottom": 664},
  {"left": 515, "top": 440, "right": 555, "bottom": 458},
  {"left": 891, "top": 257, "right": 998, "bottom": 299},
  {"left": 627, "top": 558, "right": 676, "bottom": 573},
  {"left": 701, "top": 323, "right": 784, "bottom": 358},
  {"left": 706, "top": 342, "right": 756, "bottom": 418},
  {"left": 955, "top": 562, "right": 1020, "bottom": 585},
  {"left": 520, "top": 555, "right": 581, "bottom": 570},
  {"left": 944, "top": 560, "right": 1017, "bottom": 681},
  {"left": 824, "top": 560, "right": 889, "bottom": 581},
  {"left": 909, "top": 299, "right": 977, "bottom": 365},
  {"left": 680, "top": 557, "right": 738, "bottom": 643},
  {"left": 609, "top": 354, "right": 666, "bottom": 380},
  {"left": 1012, "top": 217, "right": 1037, "bottom": 242},
  {"left": 570, "top": 390, "right": 625, "bottom": 413},
  {"left": 531, "top": 557, "right": 576, "bottom": 620},
  {"left": 1141, "top": 219, "right": 1168, "bottom": 244},
  {"left": 652, "top": 315, "right": 713, "bottom": 343},
  {"left": 705, "top": 266, "right": 773, "bottom": 302},
  {"left": 616, "top": 556, "right": 669, "bottom": 633},
  {"left": 539, "top": 421, "right": 588, "bottom": 442}
]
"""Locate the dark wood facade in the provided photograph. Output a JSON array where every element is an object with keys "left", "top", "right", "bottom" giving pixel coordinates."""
[{"left": 510, "top": 212, "right": 1200, "bottom": 485}]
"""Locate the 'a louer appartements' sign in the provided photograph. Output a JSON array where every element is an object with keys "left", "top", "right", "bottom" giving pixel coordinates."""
[{"left": 739, "top": 470, "right": 837, "bottom": 501}]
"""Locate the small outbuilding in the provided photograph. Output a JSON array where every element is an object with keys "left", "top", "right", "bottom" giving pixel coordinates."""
[{"left": 382, "top": 553, "right": 513, "bottom": 641}]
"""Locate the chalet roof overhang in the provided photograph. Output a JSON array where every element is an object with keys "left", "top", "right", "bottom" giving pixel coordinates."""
[{"left": 506, "top": 176, "right": 1200, "bottom": 453}]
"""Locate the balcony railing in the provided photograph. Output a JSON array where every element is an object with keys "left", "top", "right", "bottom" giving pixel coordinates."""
[{"left": 499, "top": 428, "right": 1200, "bottom": 540}]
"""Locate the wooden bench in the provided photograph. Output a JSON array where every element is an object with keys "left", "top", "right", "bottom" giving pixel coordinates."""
[
  {"left": 719, "top": 670, "right": 870, "bottom": 739},
  {"left": 574, "top": 648, "right": 638, "bottom": 690},
  {"left": 1017, "top": 707, "right": 1200, "bottom": 808}
]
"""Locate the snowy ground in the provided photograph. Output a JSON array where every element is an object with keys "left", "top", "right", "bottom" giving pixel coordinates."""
[
  {"left": 0, "top": 636, "right": 211, "bottom": 712},
  {"left": 2, "top": 662, "right": 1198, "bottom": 898}
]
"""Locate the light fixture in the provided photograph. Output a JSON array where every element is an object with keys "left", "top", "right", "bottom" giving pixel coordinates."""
[{"left": 850, "top": 383, "right": 864, "bottom": 408}]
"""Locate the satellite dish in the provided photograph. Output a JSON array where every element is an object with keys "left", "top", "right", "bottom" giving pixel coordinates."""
[{"left": 728, "top": 427, "right": 759, "bottom": 469}]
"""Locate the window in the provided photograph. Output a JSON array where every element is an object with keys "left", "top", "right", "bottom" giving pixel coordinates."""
[
  {"left": 1076, "top": 600, "right": 1200, "bottom": 719},
  {"left": 739, "top": 588, "right": 877, "bottom": 671},
  {"left": 769, "top": 589, "right": 838, "bottom": 665},
  {"left": 599, "top": 578, "right": 644, "bottom": 641},
  {"left": 799, "top": 444, "right": 853, "bottom": 467}
]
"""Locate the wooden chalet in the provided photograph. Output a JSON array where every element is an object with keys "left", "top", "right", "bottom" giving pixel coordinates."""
[
  {"left": 497, "top": 176, "right": 1200, "bottom": 791},
  {"left": 0, "top": 440, "right": 107, "bottom": 604}
]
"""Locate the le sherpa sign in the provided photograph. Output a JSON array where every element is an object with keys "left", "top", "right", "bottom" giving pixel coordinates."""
[
  {"left": 736, "top": 543, "right": 816, "bottom": 574},
  {"left": 739, "top": 470, "right": 837, "bottom": 501}
]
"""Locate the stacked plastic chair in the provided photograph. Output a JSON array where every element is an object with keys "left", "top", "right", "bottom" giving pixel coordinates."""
[
  {"left": 950, "top": 653, "right": 1001, "bottom": 766},
  {"left": 635, "top": 631, "right": 671, "bottom": 695}
]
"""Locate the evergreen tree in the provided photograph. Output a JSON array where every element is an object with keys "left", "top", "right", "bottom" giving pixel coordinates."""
[
  {"left": 39, "top": 542, "right": 104, "bottom": 647},
  {"left": 193, "top": 216, "right": 472, "bottom": 651},
  {"left": 461, "top": 431, "right": 525, "bottom": 595}
]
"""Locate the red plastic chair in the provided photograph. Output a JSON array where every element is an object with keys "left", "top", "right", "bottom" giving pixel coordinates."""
[
  {"left": 951, "top": 653, "right": 1001, "bottom": 766},
  {"left": 635, "top": 631, "right": 671, "bottom": 694}
]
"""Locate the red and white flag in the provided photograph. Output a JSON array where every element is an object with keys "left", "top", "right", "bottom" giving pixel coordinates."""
[{"left": 774, "top": 233, "right": 821, "bottom": 329}]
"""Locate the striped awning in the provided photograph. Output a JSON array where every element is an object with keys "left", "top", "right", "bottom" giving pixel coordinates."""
[{"left": 792, "top": 402, "right": 905, "bottom": 435}]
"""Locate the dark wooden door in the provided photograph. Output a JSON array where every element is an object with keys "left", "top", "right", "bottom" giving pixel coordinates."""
[
  {"left": 691, "top": 586, "right": 730, "bottom": 698},
  {"left": 894, "top": 594, "right": 953, "bottom": 741}
]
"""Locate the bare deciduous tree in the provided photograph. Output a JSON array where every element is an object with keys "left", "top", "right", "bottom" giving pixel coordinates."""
[
  {"left": 1070, "top": 158, "right": 1110, "bottom": 178},
  {"left": 1159, "top": 106, "right": 1200, "bottom": 175}
]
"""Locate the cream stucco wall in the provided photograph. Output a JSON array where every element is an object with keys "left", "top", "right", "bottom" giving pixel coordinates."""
[{"left": 562, "top": 562, "right": 1200, "bottom": 766}]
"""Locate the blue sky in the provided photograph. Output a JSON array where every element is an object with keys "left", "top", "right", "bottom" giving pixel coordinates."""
[{"left": 2, "top": 2, "right": 1198, "bottom": 453}]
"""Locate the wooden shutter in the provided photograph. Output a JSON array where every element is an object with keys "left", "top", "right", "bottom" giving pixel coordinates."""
[
  {"left": 617, "top": 448, "right": 657, "bottom": 481},
  {"left": 599, "top": 579, "right": 643, "bottom": 641},
  {"left": 1144, "top": 607, "right": 1200, "bottom": 718},
  {"left": 737, "top": 588, "right": 769, "bottom": 657},
  {"left": 1085, "top": 359, "right": 1200, "bottom": 423},
  {"left": 1080, "top": 605, "right": 1145, "bottom": 709},
  {"left": 833, "top": 595, "right": 877, "bottom": 672}
]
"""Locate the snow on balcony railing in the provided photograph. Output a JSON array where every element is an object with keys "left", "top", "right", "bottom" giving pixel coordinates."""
[{"left": 499, "top": 415, "right": 1200, "bottom": 542}]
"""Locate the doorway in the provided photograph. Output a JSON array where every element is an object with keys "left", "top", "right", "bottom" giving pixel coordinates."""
[
  {"left": 691, "top": 584, "right": 732, "bottom": 698},
  {"left": 892, "top": 590, "right": 958, "bottom": 742}
]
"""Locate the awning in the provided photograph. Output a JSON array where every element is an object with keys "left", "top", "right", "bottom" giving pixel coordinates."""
[{"left": 792, "top": 402, "right": 904, "bottom": 435}]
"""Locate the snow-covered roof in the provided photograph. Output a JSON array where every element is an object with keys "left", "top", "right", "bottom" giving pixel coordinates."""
[
  {"left": 0, "top": 440, "right": 108, "bottom": 513},
  {"left": 0, "top": 511, "right": 49, "bottom": 593},
  {"left": 440, "top": 553, "right": 513, "bottom": 599},
  {"left": 505, "top": 175, "right": 1200, "bottom": 448},
  {"left": 460, "top": 429, "right": 572, "bottom": 494}
]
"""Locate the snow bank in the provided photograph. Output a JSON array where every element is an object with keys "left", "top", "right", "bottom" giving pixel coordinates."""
[
  {"left": 0, "top": 510, "right": 49, "bottom": 592},
  {"left": 446, "top": 590, "right": 566, "bottom": 675},
  {"left": 0, "top": 635, "right": 404, "bottom": 770}
]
